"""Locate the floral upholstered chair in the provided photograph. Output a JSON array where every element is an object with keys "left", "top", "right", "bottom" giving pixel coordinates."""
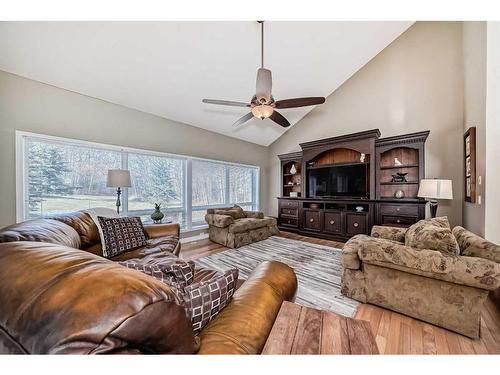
[
  {"left": 205, "top": 205, "right": 279, "bottom": 248},
  {"left": 341, "top": 216, "right": 500, "bottom": 339}
]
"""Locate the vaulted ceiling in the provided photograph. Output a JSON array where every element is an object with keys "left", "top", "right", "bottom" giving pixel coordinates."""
[{"left": 0, "top": 21, "right": 413, "bottom": 146}]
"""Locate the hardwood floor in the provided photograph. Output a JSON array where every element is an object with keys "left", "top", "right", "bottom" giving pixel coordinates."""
[{"left": 181, "top": 231, "right": 500, "bottom": 354}]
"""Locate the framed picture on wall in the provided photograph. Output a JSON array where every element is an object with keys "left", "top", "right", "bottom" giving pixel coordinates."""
[
  {"left": 465, "top": 136, "right": 471, "bottom": 156},
  {"left": 464, "top": 127, "right": 476, "bottom": 203}
]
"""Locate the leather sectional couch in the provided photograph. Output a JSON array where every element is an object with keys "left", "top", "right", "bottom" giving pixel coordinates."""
[{"left": 0, "top": 212, "right": 298, "bottom": 354}]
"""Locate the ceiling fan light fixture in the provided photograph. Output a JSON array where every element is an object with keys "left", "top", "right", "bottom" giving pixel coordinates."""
[{"left": 251, "top": 104, "right": 274, "bottom": 119}]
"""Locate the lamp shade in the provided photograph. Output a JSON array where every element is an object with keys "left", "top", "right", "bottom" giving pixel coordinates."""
[
  {"left": 106, "top": 169, "right": 132, "bottom": 188},
  {"left": 417, "top": 179, "right": 453, "bottom": 200}
]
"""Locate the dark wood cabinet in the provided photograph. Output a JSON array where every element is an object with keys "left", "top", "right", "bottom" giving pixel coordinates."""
[
  {"left": 345, "top": 213, "right": 368, "bottom": 236},
  {"left": 277, "top": 129, "right": 429, "bottom": 241},
  {"left": 303, "top": 209, "right": 322, "bottom": 231},
  {"left": 376, "top": 202, "right": 425, "bottom": 228},
  {"left": 323, "top": 211, "right": 342, "bottom": 234}
]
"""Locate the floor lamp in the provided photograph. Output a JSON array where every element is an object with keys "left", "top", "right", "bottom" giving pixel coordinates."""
[{"left": 106, "top": 169, "right": 132, "bottom": 214}]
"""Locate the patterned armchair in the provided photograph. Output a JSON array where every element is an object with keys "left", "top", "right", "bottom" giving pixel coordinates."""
[
  {"left": 341, "top": 218, "right": 500, "bottom": 339},
  {"left": 205, "top": 205, "right": 279, "bottom": 248}
]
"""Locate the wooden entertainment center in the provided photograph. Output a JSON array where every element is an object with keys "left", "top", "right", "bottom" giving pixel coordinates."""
[{"left": 277, "top": 129, "right": 429, "bottom": 241}]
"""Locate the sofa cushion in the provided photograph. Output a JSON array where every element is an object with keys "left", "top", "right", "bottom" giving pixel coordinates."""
[
  {"left": 228, "top": 217, "right": 274, "bottom": 233},
  {"left": 0, "top": 218, "right": 81, "bottom": 249},
  {"left": 50, "top": 211, "right": 100, "bottom": 249},
  {"left": 371, "top": 225, "right": 407, "bottom": 243},
  {"left": 110, "top": 236, "right": 179, "bottom": 262},
  {"left": 98, "top": 216, "right": 148, "bottom": 258},
  {"left": 244, "top": 211, "right": 265, "bottom": 219},
  {"left": 214, "top": 207, "right": 245, "bottom": 220},
  {"left": 405, "top": 216, "right": 460, "bottom": 255},
  {"left": 453, "top": 226, "right": 500, "bottom": 262},
  {"left": 205, "top": 214, "right": 235, "bottom": 228},
  {"left": 119, "top": 257, "right": 195, "bottom": 288}
]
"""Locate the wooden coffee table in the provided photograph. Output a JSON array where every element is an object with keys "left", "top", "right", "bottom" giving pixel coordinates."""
[{"left": 262, "top": 301, "right": 379, "bottom": 354}]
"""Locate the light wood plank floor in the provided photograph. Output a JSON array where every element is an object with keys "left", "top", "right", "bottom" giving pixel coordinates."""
[{"left": 181, "top": 231, "right": 500, "bottom": 354}]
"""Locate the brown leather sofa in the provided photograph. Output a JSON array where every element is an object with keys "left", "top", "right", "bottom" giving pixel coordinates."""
[{"left": 0, "top": 212, "right": 297, "bottom": 354}]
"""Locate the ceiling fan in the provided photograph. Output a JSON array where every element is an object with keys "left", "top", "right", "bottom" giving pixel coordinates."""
[{"left": 202, "top": 21, "right": 326, "bottom": 128}]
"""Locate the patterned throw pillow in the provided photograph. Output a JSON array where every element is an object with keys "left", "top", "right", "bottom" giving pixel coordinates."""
[
  {"left": 126, "top": 261, "right": 239, "bottom": 335},
  {"left": 405, "top": 216, "right": 460, "bottom": 255},
  {"left": 181, "top": 268, "right": 239, "bottom": 335},
  {"left": 97, "top": 216, "right": 148, "bottom": 258},
  {"left": 119, "top": 258, "right": 195, "bottom": 288}
]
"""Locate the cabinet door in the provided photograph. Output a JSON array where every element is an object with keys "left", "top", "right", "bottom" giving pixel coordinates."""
[
  {"left": 346, "top": 213, "right": 368, "bottom": 235},
  {"left": 304, "top": 210, "right": 321, "bottom": 231},
  {"left": 280, "top": 217, "right": 298, "bottom": 228},
  {"left": 323, "top": 211, "right": 342, "bottom": 234}
]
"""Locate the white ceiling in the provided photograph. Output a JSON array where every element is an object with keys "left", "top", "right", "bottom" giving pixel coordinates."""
[{"left": 0, "top": 21, "right": 413, "bottom": 146}]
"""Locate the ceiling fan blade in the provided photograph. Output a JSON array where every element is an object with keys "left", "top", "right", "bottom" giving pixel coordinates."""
[
  {"left": 202, "top": 99, "right": 250, "bottom": 107},
  {"left": 232, "top": 112, "right": 254, "bottom": 127},
  {"left": 274, "top": 97, "right": 326, "bottom": 109},
  {"left": 256, "top": 68, "right": 272, "bottom": 104},
  {"left": 269, "top": 110, "right": 291, "bottom": 128}
]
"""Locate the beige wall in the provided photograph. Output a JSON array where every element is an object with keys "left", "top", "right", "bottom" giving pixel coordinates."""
[
  {"left": 485, "top": 22, "right": 500, "bottom": 243},
  {"left": 462, "top": 22, "right": 487, "bottom": 236},
  {"left": 0, "top": 70, "right": 270, "bottom": 229},
  {"left": 268, "top": 22, "right": 465, "bottom": 227}
]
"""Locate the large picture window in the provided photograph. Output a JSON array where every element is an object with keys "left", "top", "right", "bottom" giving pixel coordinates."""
[{"left": 17, "top": 132, "right": 259, "bottom": 231}]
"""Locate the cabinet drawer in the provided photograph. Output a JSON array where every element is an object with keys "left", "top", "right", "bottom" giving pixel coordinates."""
[
  {"left": 280, "top": 207, "right": 298, "bottom": 216},
  {"left": 381, "top": 215, "right": 417, "bottom": 227},
  {"left": 379, "top": 204, "right": 418, "bottom": 217},
  {"left": 280, "top": 200, "right": 299, "bottom": 208},
  {"left": 346, "top": 213, "right": 368, "bottom": 235},
  {"left": 280, "top": 217, "right": 298, "bottom": 227},
  {"left": 323, "top": 212, "right": 342, "bottom": 234},
  {"left": 304, "top": 210, "right": 321, "bottom": 231}
]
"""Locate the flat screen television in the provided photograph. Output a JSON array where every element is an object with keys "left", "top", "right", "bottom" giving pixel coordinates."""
[{"left": 308, "top": 164, "right": 368, "bottom": 198}]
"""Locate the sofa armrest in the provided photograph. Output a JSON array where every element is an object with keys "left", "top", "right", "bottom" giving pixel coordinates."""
[
  {"left": 342, "top": 235, "right": 363, "bottom": 270},
  {"left": 205, "top": 213, "right": 234, "bottom": 228},
  {"left": 143, "top": 223, "right": 180, "bottom": 239},
  {"left": 197, "top": 261, "right": 297, "bottom": 354},
  {"left": 371, "top": 225, "right": 406, "bottom": 243},
  {"left": 453, "top": 226, "right": 500, "bottom": 262},
  {"left": 243, "top": 211, "right": 265, "bottom": 219},
  {"left": 357, "top": 236, "right": 500, "bottom": 290}
]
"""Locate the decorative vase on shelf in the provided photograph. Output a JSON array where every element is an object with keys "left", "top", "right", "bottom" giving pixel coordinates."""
[
  {"left": 151, "top": 203, "right": 165, "bottom": 224},
  {"left": 394, "top": 190, "right": 405, "bottom": 199},
  {"left": 290, "top": 164, "right": 297, "bottom": 175}
]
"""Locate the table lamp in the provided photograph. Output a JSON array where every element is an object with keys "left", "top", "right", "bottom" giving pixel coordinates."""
[
  {"left": 106, "top": 169, "right": 132, "bottom": 214},
  {"left": 417, "top": 179, "right": 453, "bottom": 218}
]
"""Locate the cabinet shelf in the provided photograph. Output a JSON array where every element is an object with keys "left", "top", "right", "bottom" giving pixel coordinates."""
[
  {"left": 380, "top": 181, "right": 419, "bottom": 185},
  {"left": 283, "top": 173, "right": 299, "bottom": 177},
  {"left": 380, "top": 164, "right": 419, "bottom": 170},
  {"left": 284, "top": 185, "right": 300, "bottom": 188},
  {"left": 307, "top": 161, "right": 369, "bottom": 170}
]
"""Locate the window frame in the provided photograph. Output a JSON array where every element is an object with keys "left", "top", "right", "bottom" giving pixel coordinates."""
[{"left": 16, "top": 131, "right": 260, "bottom": 232}]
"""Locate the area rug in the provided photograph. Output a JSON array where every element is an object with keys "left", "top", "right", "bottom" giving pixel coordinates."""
[{"left": 194, "top": 236, "right": 359, "bottom": 317}]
